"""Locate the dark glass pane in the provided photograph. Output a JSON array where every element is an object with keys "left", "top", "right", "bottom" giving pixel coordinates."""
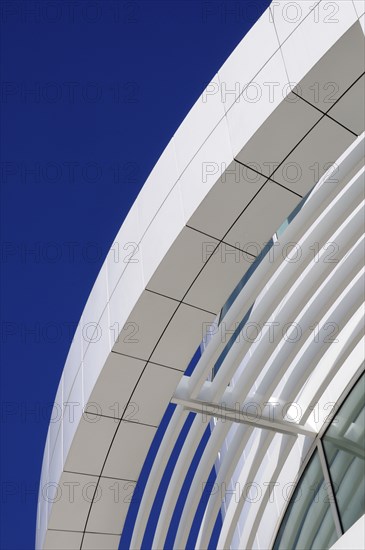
[
  {"left": 323, "top": 373, "right": 365, "bottom": 533},
  {"left": 274, "top": 451, "right": 337, "bottom": 550}
]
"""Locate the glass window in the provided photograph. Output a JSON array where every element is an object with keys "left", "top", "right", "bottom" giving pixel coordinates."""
[
  {"left": 323, "top": 373, "right": 365, "bottom": 533},
  {"left": 274, "top": 373, "right": 365, "bottom": 549},
  {"left": 273, "top": 451, "right": 337, "bottom": 550}
]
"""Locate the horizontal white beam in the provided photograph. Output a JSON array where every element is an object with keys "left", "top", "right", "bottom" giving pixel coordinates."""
[{"left": 171, "top": 396, "right": 316, "bottom": 437}]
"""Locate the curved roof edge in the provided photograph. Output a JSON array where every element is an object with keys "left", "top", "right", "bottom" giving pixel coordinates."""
[{"left": 37, "top": 1, "right": 364, "bottom": 548}]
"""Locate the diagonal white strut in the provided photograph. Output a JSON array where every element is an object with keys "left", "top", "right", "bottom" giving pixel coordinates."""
[{"left": 171, "top": 395, "right": 317, "bottom": 438}]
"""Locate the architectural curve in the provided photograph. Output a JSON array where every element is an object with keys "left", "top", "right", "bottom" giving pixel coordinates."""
[{"left": 37, "top": 2, "right": 365, "bottom": 549}]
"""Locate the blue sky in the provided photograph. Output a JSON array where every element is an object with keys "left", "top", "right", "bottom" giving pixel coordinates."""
[{"left": 0, "top": 1, "right": 270, "bottom": 548}]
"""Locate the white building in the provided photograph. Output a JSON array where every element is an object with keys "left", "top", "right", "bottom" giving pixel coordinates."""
[{"left": 37, "top": 2, "right": 365, "bottom": 548}]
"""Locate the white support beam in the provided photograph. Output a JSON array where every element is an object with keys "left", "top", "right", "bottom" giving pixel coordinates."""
[{"left": 171, "top": 396, "right": 316, "bottom": 438}]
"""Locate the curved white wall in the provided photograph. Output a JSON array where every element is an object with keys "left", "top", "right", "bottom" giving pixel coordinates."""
[{"left": 37, "top": 1, "right": 365, "bottom": 548}]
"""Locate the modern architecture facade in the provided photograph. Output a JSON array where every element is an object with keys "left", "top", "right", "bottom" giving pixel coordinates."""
[{"left": 37, "top": 2, "right": 365, "bottom": 548}]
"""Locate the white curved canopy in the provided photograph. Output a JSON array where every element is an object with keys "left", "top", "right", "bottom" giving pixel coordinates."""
[{"left": 37, "top": 2, "right": 365, "bottom": 548}]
